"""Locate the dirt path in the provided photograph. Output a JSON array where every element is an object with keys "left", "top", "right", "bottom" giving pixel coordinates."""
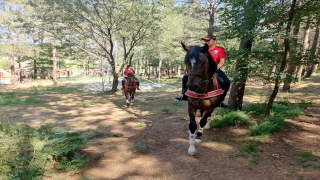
[{"left": 1, "top": 76, "right": 320, "bottom": 180}]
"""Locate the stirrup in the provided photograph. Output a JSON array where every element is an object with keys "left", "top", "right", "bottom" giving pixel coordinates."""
[
  {"left": 175, "top": 95, "right": 183, "bottom": 101},
  {"left": 175, "top": 94, "right": 187, "bottom": 101},
  {"left": 219, "top": 102, "right": 229, "bottom": 108}
]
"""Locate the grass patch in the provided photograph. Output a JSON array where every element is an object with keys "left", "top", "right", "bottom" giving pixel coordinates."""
[
  {"left": 242, "top": 101, "right": 305, "bottom": 119},
  {"left": 133, "top": 141, "right": 148, "bottom": 154},
  {"left": 30, "top": 86, "right": 80, "bottom": 94},
  {"left": 0, "top": 92, "right": 44, "bottom": 105},
  {"left": 80, "top": 100, "right": 95, "bottom": 106},
  {"left": 106, "top": 132, "right": 124, "bottom": 137},
  {"left": 160, "top": 107, "right": 171, "bottom": 114},
  {"left": 119, "top": 117, "right": 134, "bottom": 125},
  {"left": 172, "top": 101, "right": 185, "bottom": 107},
  {"left": 299, "top": 152, "right": 318, "bottom": 163},
  {"left": 211, "top": 111, "right": 250, "bottom": 128},
  {"left": 230, "top": 140, "right": 260, "bottom": 165},
  {"left": 240, "top": 140, "right": 259, "bottom": 153},
  {"left": 142, "top": 77, "right": 181, "bottom": 86},
  {"left": 0, "top": 122, "right": 87, "bottom": 180},
  {"left": 136, "top": 122, "right": 147, "bottom": 128},
  {"left": 249, "top": 116, "right": 287, "bottom": 136}
]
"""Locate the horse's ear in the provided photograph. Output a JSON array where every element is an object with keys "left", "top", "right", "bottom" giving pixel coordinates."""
[
  {"left": 201, "top": 43, "right": 208, "bottom": 53},
  {"left": 181, "top": 42, "right": 190, "bottom": 51}
]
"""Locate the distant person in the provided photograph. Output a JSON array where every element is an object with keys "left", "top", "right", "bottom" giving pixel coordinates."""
[
  {"left": 175, "top": 34, "right": 230, "bottom": 108},
  {"left": 122, "top": 65, "right": 140, "bottom": 90}
]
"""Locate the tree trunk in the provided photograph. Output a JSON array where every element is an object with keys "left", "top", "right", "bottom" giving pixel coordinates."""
[
  {"left": 228, "top": 40, "right": 251, "bottom": 110},
  {"left": 157, "top": 55, "right": 162, "bottom": 84},
  {"left": 266, "top": 0, "right": 297, "bottom": 116},
  {"left": 268, "top": 64, "right": 277, "bottom": 81},
  {"left": 296, "top": 65, "right": 304, "bottom": 83},
  {"left": 208, "top": 0, "right": 215, "bottom": 34},
  {"left": 52, "top": 35, "right": 58, "bottom": 86},
  {"left": 111, "top": 72, "right": 119, "bottom": 91},
  {"left": 282, "top": 19, "right": 301, "bottom": 91},
  {"left": 305, "top": 26, "right": 319, "bottom": 78},
  {"left": 9, "top": 5, "right": 16, "bottom": 85},
  {"left": 296, "top": 28, "right": 311, "bottom": 83},
  {"left": 144, "top": 58, "right": 149, "bottom": 77},
  {"left": 227, "top": 0, "right": 258, "bottom": 110},
  {"left": 137, "top": 58, "right": 141, "bottom": 75}
]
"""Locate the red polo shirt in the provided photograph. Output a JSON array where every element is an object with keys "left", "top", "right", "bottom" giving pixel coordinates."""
[
  {"left": 124, "top": 68, "right": 134, "bottom": 75},
  {"left": 208, "top": 46, "right": 227, "bottom": 64}
]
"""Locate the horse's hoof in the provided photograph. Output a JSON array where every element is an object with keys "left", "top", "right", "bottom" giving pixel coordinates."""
[
  {"left": 195, "top": 139, "right": 201, "bottom": 145},
  {"left": 204, "top": 123, "right": 210, "bottom": 129},
  {"left": 188, "top": 150, "right": 197, "bottom": 156},
  {"left": 188, "top": 152, "right": 197, "bottom": 156},
  {"left": 188, "top": 146, "right": 197, "bottom": 156}
]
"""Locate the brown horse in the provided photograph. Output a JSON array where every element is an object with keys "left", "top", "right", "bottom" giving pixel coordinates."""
[
  {"left": 123, "top": 73, "right": 137, "bottom": 107},
  {"left": 181, "top": 42, "right": 224, "bottom": 155}
]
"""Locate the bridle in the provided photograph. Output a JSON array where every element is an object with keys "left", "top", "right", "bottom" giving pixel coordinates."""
[
  {"left": 188, "top": 72, "right": 214, "bottom": 84},
  {"left": 187, "top": 58, "right": 214, "bottom": 86}
]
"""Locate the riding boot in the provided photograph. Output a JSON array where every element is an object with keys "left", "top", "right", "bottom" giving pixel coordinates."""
[
  {"left": 136, "top": 81, "right": 140, "bottom": 90},
  {"left": 175, "top": 88, "right": 188, "bottom": 101},
  {"left": 121, "top": 80, "right": 125, "bottom": 90},
  {"left": 175, "top": 74, "right": 188, "bottom": 101},
  {"left": 217, "top": 70, "right": 230, "bottom": 108}
]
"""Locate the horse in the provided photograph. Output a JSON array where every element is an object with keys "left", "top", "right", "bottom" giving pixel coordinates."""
[
  {"left": 123, "top": 73, "right": 137, "bottom": 107},
  {"left": 181, "top": 42, "right": 224, "bottom": 156}
]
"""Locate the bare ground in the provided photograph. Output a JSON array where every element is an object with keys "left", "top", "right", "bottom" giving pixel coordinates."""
[{"left": 1, "top": 76, "right": 320, "bottom": 180}]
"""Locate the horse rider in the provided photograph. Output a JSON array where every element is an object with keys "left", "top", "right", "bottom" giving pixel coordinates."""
[
  {"left": 122, "top": 65, "right": 140, "bottom": 90},
  {"left": 175, "top": 34, "right": 230, "bottom": 108}
]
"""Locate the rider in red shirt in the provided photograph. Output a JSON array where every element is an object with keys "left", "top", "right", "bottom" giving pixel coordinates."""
[
  {"left": 124, "top": 66, "right": 134, "bottom": 76},
  {"left": 175, "top": 34, "right": 230, "bottom": 108},
  {"left": 122, "top": 65, "right": 140, "bottom": 90}
]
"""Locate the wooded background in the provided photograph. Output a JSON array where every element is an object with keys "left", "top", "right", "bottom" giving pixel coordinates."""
[{"left": 0, "top": 0, "right": 319, "bottom": 113}]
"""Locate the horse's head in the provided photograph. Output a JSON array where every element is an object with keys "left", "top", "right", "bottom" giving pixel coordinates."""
[{"left": 181, "top": 42, "right": 217, "bottom": 91}]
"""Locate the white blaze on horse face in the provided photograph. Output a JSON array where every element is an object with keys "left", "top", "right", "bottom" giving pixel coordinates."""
[{"left": 190, "top": 58, "right": 196, "bottom": 69}]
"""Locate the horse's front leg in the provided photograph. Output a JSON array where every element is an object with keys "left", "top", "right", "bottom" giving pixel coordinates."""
[
  {"left": 188, "top": 103, "right": 197, "bottom": 156},
  {"left": 195, "top": 111, "right": 211, "bottom": 144},
  {"left": 125, "top": 93, "right": 129, "bottom": 104}
]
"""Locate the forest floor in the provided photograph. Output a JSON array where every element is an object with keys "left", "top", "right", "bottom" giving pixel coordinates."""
[{"left": 1, "top": 75, "right": 320, "bottom": 180}]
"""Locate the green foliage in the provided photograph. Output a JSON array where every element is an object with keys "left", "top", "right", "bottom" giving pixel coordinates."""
[
  {"left": 299, "top": 152, "right": 318, "bottom": 163},
  {"left": 249, "top": 116, "right": 287, "bottom": 136},
  {"left": 211, "top": 111, "right": 250, "bottom": 128},
  {"left": 240, "top": 140, "right": 259, "bottom": 153},
  {"left": 0, "top": 92, "right": 44, "bottom": 106},
  {"left": 136, "top": 122, "right": 147, "bottom": 128},
  {"left": 30, "top": 86, "right": 80, "bottom": 95},
  {"left": 160, "top": 107, "right": 171, "bottom": 114},
  {"left": 242, "top": 101, "right": 304, "bottom": 118},
  {"left": 80, "top": 100, "right": 95, "bottom": 106},
  {"left": 0, "top": 57, "right": 10, "bottom": 68},
  {"left": 231, "top": 140, "right": 260, "bottom": 165},
  {"left": 134, "top": 141, "right": 148, "bottom": 154},
  {"left": 119, "top": 117, "right": 133, "bottom": 125},
  {"left": 106, "top": 132, "right": 124, "bottom": 137},
  {"left": 0, "top": 122, "right": 87, "bottom": 179}
]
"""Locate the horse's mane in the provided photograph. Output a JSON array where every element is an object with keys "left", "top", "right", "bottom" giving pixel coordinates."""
[{"left": 184, "top": 44, "right": 218, "bottom": 76}]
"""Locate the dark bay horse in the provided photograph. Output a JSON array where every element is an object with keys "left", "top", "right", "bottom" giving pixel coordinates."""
[
  {"left": 181, "top": 42, "right": 224, "bottom": 155},
  {"left": 123, "top": 73, "right": 137, "bottom": 107}
]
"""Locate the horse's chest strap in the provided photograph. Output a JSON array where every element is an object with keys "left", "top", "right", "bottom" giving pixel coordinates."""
[{"left": 185, "top": 89, "right": 224, "bottom": 99}]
